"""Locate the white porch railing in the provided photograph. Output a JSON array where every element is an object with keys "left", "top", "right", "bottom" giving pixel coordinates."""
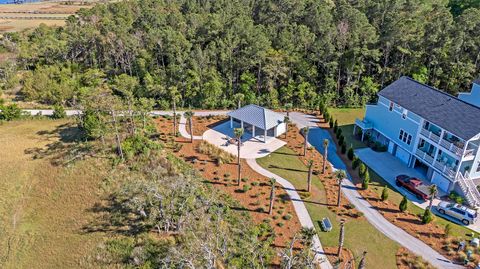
[
  {"left": 457, "top": 173, "right": 480, "bottom": 208},
  {"left": 420, "top": 128, "right": 440, "bottom": 143},
  {"left": 440, "top": 139, "right": 464, "bottom": 157},
  {"left": 415, "top": 149, "right": 434, "bottom": 164}
]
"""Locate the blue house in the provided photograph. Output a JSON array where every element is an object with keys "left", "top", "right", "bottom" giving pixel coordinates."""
[{"left": 355, "top": 77, "right": 480, "bottom": 206}]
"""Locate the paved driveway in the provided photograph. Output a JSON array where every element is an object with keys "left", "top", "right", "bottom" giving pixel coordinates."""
[
  {"left": 355, "top": 148, "right": 438, "bottom": 206},
  {"left": 203, "top": 121, "right": 286, "bottom": 159}
]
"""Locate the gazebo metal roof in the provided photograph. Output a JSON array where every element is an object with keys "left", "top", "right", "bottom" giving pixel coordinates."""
[{"left": 227, "top": 104, "right": 284, "bottom": 130}]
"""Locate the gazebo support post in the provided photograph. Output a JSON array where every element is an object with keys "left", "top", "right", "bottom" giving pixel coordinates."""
[{"left": 230, "top": 117, "right": 233, "bottom": 128}]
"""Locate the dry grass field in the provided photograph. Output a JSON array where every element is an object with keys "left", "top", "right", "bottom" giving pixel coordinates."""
[
  {"left": 0, "top": 119, "right": 107, "bottom": 269},
  {"left": 0, "top": 1, "right": 97, "bottom": 32}
]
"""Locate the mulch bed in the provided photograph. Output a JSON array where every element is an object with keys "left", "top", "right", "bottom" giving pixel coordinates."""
[
  {"left": 155, "top": 116, "right": 303, "bottom": 266},
  {"left": 191, "top": 115, "right": 228, "bottom": 136}
]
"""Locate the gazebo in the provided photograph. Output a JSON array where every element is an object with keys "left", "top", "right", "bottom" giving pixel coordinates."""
[{"left": 227, "top": 104, "right": 286, "bottom": 143}]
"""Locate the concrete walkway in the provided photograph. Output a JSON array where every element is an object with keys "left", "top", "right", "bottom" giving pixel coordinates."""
[
  {"left": 291, "top": 113, "right": 462, "bottom": 269},
  {"left": 247, "top": 159, "right": 332, "bottom": 269}
]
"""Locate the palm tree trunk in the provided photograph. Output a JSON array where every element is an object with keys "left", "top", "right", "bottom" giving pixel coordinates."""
[
  {"left": 307, "top": 164, "right": 312, "bottom": 192},
  {"left": 112, "top": 111, "right": 124, "bottom": 160},
  {"left": 237, "top": 141, "right": 241, "bottom": 186},
  {"left": 189, "top": 119, "right": 193, "bottom": 143},
  {"left": 269, "top": 184, "right": 275, "bottom": 215},
  {"left": 337, "top": 180, "right": 342, "bottom": 207},
  {"left": 173, "top": 101, "right": 177, "bottom": 137},
  {"left": 358, "top": 251, "right": 367, "bottom": 269},
  {"left": 338, "top": 221, "right": 345, "bottom": 257},
  {"left": 322, "top": 147, "right": 328, "bottom": 174}
]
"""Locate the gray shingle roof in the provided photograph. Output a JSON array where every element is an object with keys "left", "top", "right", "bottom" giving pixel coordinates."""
[
  {"left": 378, "top": 76, "right": 480, "bottom": 140},
  {"left": 227, "top": 104, "right": 284, "bottom": 130}
]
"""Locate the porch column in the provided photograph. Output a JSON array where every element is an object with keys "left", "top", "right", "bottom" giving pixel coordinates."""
[
  {"left": 361, "top": 129, "right": 365, "bottom": 141},
  {"left": 353, "top": 125, "right": 356, "bottom": 135},
  {"left": 230, "top": 117, "right": 233, "bottom": 128},
  {"left": 264, "top": 128, "right": 267, "bottom": 143},
  {"left": 252, "top": 126, "right": 255, "bottom": 137},
  {"left": 241, "top": 120, "right": 244, "bottom": 129}
]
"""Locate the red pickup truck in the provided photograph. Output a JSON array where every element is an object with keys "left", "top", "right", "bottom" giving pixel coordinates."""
[{"left": 395, "top": 175, "right": 430, "bottom": 200}]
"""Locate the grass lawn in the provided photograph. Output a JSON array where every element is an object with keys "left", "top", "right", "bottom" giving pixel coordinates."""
[
  {"left": 329, "top": 107, "right": 472, "bottom": 237},
  {"left": 257, "top": 146, "right": 399, "bottom": 269},
  {"left": 329, "top": 108, "right": 367, "bottom": 150},
  {"left": 0, "top": 119, "right": 106, "bottom": 269}
]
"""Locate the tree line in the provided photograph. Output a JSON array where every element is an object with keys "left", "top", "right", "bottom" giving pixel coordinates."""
[{"left": 2, "top": 0, "right": 480, "bottom": 109}]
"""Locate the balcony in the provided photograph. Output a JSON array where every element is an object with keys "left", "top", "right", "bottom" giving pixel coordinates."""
[
  {"left": 420, "top": 128, "right": 441, "bottom": 143},
  {"left": 355, "top": 118, "right": 373, "bottom": 130},
  {"left": 416, "top": 148, "right": 434, "bottom": 164},
  {"left": 440, "top": 139, "right": 464, "bottom": 157},
  {"left": 434, "top": 161, "right": 457, "bottom": 180}
]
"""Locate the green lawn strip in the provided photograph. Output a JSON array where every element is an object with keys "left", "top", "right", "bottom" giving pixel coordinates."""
[
  {"left": 330, "top": 107, "right": 472, "bottom": 238},
  {"left": 257, "top": 146, "right": 399, "bottom": 269}
]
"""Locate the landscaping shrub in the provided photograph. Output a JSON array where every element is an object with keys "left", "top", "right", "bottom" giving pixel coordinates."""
[
  {"left": 352, "top": 156, "right": 360, "bottom": 169},
  {"left": 347, "top": 147, "right": 354, "bottom": 160},
  {"left": 399, "top": 195, "right": 408, "bottom": 212},
  {"left": 0, "top": 103, "right": 22, "bottom": 121},
  {"left": 362, "top": 169, "right": 370, "bottom": 190},
  {"left": 51, "top": 105, "right": 67, "bottom": 119},
  {"left": 444, "top": 224, "right": 452, "bottom": 238},
  {"left": 333, "top": 120, "right": 338, "bottom": 133},
  {"left": 448, "top": 191, "right": 464, "bottom": 204},
  {"left": 358, "top": 163, "right": 366, "bottom": 178},
  {"left": 283, "top": 214, "right": 292, "bottom": 221},
  {"left": 122, "top": 134, "right": 161, "bottom": 159},
  {"left": 329, "top": 117, "right": 334, "bottom": 128},
  {"left": 341, "top": 143, "right": 346, "bottom": 154},
  {"left": 252, "top": 181, "right": 259, "bottom": 186},
  {"left": 336, "top": 128, "right": 342, "bottom": 139},
  {"left": 338, "top": 134, "right": 344, "bottom": 145},
  {"left": 243, "top": 184, "right": 251, "bottom": 193},
  {"left": 381, "top": 185, "right": 389, "bottom": 201},
  {"left": 277, "top": 222, "right": 284, "bottom": 227},
  {"left": 324, "top": 112, "right": 330, "bottom": 123},
  {"left": 422, "top": 208, "right": 434, "bottom": 224},
  {"left": 224, "top": 173, "right": 231, "bottom": 178},
  {"left": 241, "top": 177, "right": 248, "bottom": 182}
]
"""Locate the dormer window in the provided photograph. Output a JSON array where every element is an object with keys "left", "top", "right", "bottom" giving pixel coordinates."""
[{"left": 389, "top": 102, "right": 394, "bottom": 111}]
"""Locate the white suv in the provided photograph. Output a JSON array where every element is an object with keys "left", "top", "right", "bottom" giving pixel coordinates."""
[{"left": 437, "top": 201, "right": 477, "bottom": 225}]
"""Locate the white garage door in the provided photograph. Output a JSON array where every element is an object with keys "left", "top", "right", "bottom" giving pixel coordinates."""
[
  {"left": 395, "top": 146, "right": 410, "bottom": 165},
  {"left": 431, "top": 171, "right": 450, "bottom": 192}
]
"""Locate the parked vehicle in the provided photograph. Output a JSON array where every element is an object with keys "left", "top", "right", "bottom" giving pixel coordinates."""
[
  {"left": 437, "top": 201, "right": 477, "bottom": 225},
  {"left": 395, "top": 174, "right": 430, "bottom": 200}
]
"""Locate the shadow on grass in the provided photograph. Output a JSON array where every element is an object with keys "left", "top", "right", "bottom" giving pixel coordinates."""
[
  {"left": 268, "top": 164, "right": 307, "bottom": 173},
  {"left": 24, "top": 122, "right": 91, "bottom": 166}
]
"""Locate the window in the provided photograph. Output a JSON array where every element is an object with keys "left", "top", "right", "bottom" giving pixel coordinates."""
[
  {"left": 399, "top": 129, "right": 413, "bottom": 145},
  {"left": 389, "top": 101, "right": 394, "bottom": 111}
]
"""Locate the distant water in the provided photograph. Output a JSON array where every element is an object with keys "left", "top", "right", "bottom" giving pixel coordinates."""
[{"left": 0, "top": 0, "right": 41, "bottom": 4}]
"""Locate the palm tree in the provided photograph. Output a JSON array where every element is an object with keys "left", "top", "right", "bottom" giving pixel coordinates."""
[
  {"left": 428, "top": 184, "right": 438, "bottom": 209},
  {"left": 234, "top": 128, "right": 244, "bottom": 186},
  {"left": 269, "top": 178, "right": 276, "bottom": 215},
  {"left": 358, "top": 251, "right": 367, "bottom": 269},
  {"left": 184, "top": 110, "right": 194, "bottom": 143},
  {"left": 322, "top": 139, "right": 329, "bottom": 174},
  {"left": 169, "top": 86, "right": 180, "bottom": 137},
  {"left": 284, "top": 116, "right": 290, "bottom": 138},
  {"left": 302, "top": 126, "right": 310, "bottom": 156},
  {"left": 285, "top": 103, "right": 293, "bottom": 116},
  {"left": 337, "top": 219, "right": 345, "bottom": 257},
  {"left": 234, "top": 93, "right": 245, "bottom": 109},
  {"left": 334, "top": 170, "right": 346, "bottom": 207},
  {"left": 307, "top": 160, "right": 313, "bottom": 192}
]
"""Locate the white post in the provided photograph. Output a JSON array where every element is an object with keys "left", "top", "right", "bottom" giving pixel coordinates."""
[
  {"left": 230, "top": 117, "right": 233, "bottom": 128},
  {"left": 264, "top": 128, "right": 267, "bottom": 143},
  {"left": 241, "top": 120, "right": 244, "bottom": 128},
  {"left": 252, "top": 126, "right": 255, "bottom": 137},
  {"left": 361, "top": 130, "right": 365, "bottom": 141}
]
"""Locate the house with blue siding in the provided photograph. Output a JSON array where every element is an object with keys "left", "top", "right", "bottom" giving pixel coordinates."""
[{"left": 355, "top": 77, "right": 480, "bottom": 206}]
